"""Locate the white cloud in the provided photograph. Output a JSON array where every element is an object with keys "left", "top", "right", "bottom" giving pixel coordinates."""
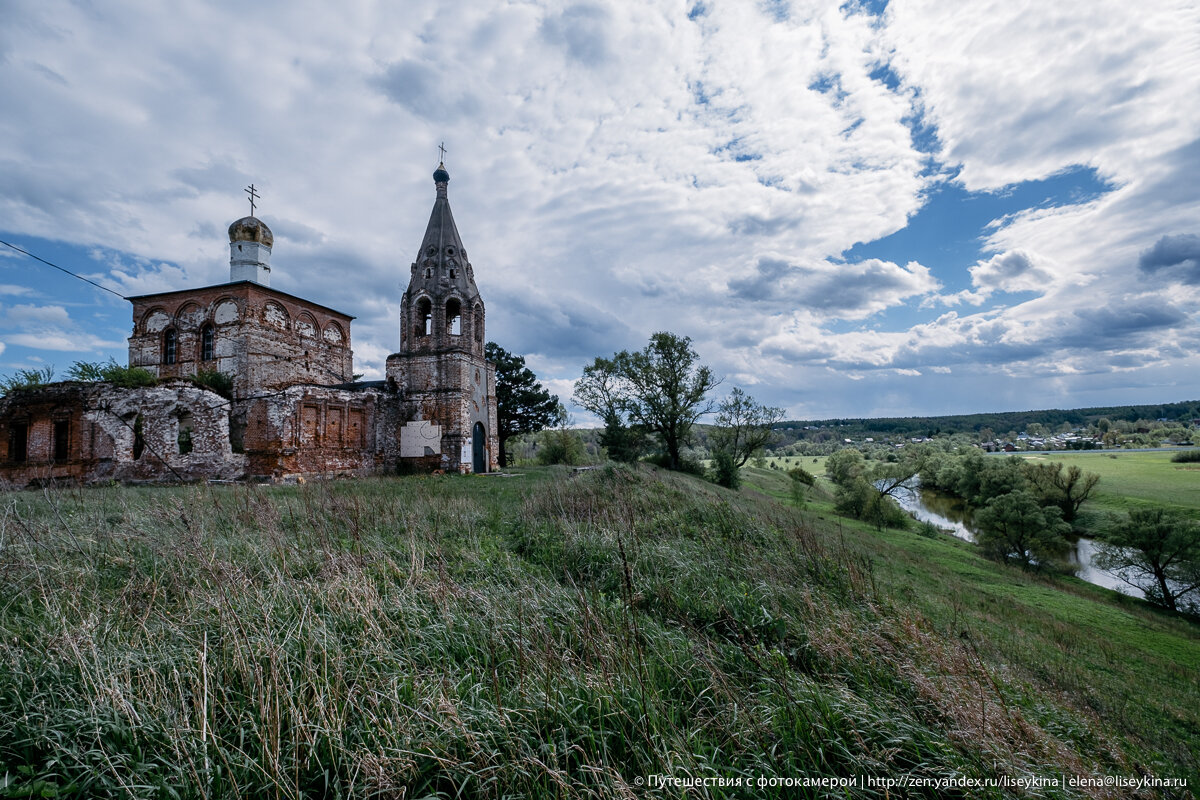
[
  {"left": 0, "top": 0, "right": 1196, "bottom": 416},
  {"left": 967, "top": 250, "right": 1054, "bottom": 296}
]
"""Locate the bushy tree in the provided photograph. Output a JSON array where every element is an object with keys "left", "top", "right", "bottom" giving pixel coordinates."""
[
  {"left": 191, "top": 369, "right": 233, "bottom": 399},
  {"left": 834, "top": 477, "right": 909, "bottom": 530},
  {"left": 710, "top": 448, "right": 741, "bottom": 489},
  {"left": 67, "top": 358, "right": 157, "bottom": 388},
  {"left": 487, "top": 342, "right": 559, "bottom": 467},
  {"left": 870, "top": 448, "right": 929, "bottom": 499},
  {"left": 787, "top": 466, "right": 813, "bottom": 507},
  {"left": 710, "top": 387, "right": 784, "bottom": 467},
  {"left": 977, "top": 457, "right": 1028, "bottom": 504},
  {"left": 0, "top": 366, "right": 54, "bottom": 394},
  {"left": 1022, "top": 461, "right": 1100, "bottom": 522},
  {"left": 825, "top": 448, "right": 865, "bottom": 487},
  {"left": 973, "top": 490, "right": 1071, "bottom": 570},
  {"left": 574, "top": 332, "right": 718, "bottom": 471},
  {"left": 1093, "top": 509, "right": 1200, "bottom": 613},
  {"left": 536, "top": 403, "right": 587, "bottom": 466},
  {"left": 574, "top": 356, "right": 645, "bottom": 463}
]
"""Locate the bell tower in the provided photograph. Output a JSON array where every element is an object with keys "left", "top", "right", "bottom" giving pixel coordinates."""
[
  {"left": 397, "top": 162, "right": 486, "bottom": 357},
  {"left": 386, "top": 160, "right": 498, "bottom": 473}
]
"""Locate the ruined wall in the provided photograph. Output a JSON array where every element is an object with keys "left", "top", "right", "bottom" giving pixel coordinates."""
[
  {"left": 385, "top": 350, "right": 499, "bottom": 473},
  {"left": 0, "top": 381, "right": 247, "bottom": 487},
  {"left": 239, "top": 385, "right": 408, "bottom": 480},
  {"left": 129, "top": 282, "right": 354, "bottom": 399}
]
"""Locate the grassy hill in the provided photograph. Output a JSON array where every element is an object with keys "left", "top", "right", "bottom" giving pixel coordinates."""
[{"left": 0, "top": 467, "right": 1196, "bottom": 798}]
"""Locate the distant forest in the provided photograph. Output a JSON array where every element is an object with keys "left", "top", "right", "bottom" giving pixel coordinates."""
[{"left": 773, "top": 399, "right": 1200, "bottom": 443}]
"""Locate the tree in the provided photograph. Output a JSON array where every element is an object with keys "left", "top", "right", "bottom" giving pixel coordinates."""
[
  {"left": 825, "top": 448, "right": 865, "bottom": 487},
  {"left": 869, "top": 448, "right": 929, "bottom": 499},
  {"left": 486, "top": 342, "right": 559, "bottom": 467},
  {"left": 1022, "top": 461, "right": 1100, "bottom": 522},
  {"left": 574, "top": 356, "right": 645, "bottom": 463},
  {"left": 537, "top": 403, "right": 586, "bottom": 466},
  {"left": 1093, "top": 509, "right": 1200, "bottom": 613},
  {"left": 710, "top": 387, "right": 785, "bottom": 467},
  {"left": 574, "top": 332, "right": 718, "bottom": 470},
  {"left": 973, "top": 490, "right": 1071, "bottom": 570}
]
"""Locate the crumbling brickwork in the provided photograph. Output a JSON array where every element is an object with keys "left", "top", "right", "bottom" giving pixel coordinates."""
[
  {"left": 384, "top": 162, "right": 500, "bottom": 473},
  {"left": 239, "top": 386, "right": 408, "bottom": 481},
  {"left": 0, "top": 381, "right": 247, "bottom": 487},
  {"left": 0, "top": 161, "right": 501, "bottom": 487},
  {"left": 128, "top": 282, "right": 354, "bottom": 400}
]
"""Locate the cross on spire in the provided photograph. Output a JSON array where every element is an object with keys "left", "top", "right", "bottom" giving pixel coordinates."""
[
  {"left": 437, "top": 142, "right": 447, "bottom": 163},
  {"left": 245, "top": 183, "right": 260, "bottom": 217}
]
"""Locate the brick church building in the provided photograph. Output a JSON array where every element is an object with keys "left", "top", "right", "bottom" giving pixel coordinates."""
[{"left": 0, "top": 163, "right": 499, "bottom": 486}]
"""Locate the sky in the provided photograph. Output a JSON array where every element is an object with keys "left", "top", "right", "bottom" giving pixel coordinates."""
[{"left": 2, "top": 0, "right": 1199, "bottom": 422}]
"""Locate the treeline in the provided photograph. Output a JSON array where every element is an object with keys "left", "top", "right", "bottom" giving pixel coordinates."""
[{"left": 775, "top": 399, "right": 1200, "bottom": 443}]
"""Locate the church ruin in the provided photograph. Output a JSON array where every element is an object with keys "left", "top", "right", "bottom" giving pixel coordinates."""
[{"left": 0, "top": 162, "right": 499, "bottom": 486}]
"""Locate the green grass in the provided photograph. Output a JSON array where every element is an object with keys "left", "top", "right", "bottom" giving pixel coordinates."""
[
  {"left": 1017, "top": 451, "right": 1200, "bottom": 516},
  {"left": 0, "top": 466, "right": 1196, "bottom": 798}
]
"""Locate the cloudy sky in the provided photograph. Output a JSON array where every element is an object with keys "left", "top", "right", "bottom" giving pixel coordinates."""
[{"left": 2, "top": 0, "right": 1199, "bottom": 421}]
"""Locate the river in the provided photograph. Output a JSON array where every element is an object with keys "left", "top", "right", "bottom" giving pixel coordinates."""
[{"left": 889, "top": 484, "right": 1142, "bottom": 597}]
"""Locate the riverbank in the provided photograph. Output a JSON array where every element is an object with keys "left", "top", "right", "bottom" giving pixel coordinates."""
[{"left": 890, "top": 483, "right": 1140, "bottom": 597}]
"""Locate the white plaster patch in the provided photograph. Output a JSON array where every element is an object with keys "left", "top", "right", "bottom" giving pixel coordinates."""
[
  {"left": 214, "top": 300, "right": 239, "bottom": 324},
  {"left": 177, "top": 304, "right": 204, "bottom": 328},
  {"left": 295, "top": 316, "right": 316, "bottom": 338},
  {"left": 323, "top": 323, "right": 343, "bottom": 344},
  {"left": 264, "top": 301, "right": 288, "bottom": 329},
  {"left": 400, "top": 420, "right": 441, "bottom": 457},
  {"left": 144, "top": 311, "right": 170, "bottom": 333}
]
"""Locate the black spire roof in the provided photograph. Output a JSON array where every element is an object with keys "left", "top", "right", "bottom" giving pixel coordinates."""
[{"left": 407, "top": 163, "right": 480, "bottom": 300}]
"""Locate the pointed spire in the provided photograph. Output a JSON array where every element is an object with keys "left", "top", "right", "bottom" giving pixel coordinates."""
[{"left": 400, "top": 159, "right": 485, "bottom": 356}]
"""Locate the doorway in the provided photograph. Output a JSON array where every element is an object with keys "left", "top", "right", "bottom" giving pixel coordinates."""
[{"left": 472, "top": 422, "right": 486, "bottom": 473}]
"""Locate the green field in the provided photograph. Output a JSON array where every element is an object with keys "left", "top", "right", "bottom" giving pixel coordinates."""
[
  {"left": 1018, "top": 450, "right": 1200, "bottom": 516},
  {"left": 755, "top": 449, "right": 1200, "bottom": 517},
  {"left": 0, "top": 466, "right": 1196, "bottom": 798}
]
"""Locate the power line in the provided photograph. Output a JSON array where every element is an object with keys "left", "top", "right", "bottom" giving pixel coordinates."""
[{"left": 0, "top": 238, "right": 128, "bottom": 300}]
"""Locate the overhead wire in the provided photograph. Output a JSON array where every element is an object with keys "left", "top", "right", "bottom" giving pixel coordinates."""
[{"left": 0, "top": 238, "right": 128, "bottom": 299}]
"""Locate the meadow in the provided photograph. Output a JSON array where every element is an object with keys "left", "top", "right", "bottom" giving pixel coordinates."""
[
  {"left": 1019, "top": 450, "right": 1200, "bottom": 516},
  {"left": 754, "top": 449, "right": 1200, "bottom": 517},
  {"left": 0, "top": 465, "right": 1196, "bottom": 798}
]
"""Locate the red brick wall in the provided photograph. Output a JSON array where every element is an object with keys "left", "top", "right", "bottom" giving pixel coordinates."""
[{"left": 129, "top": 282, "right": 354, "bottom": 398}]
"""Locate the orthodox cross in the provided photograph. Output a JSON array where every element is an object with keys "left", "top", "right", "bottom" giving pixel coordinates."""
[
  {"left": 438, "top": 142, "right": 447, "bottom": 163},
  {"left": 245, "top": 184, "right": 260, "bottom": 216}
]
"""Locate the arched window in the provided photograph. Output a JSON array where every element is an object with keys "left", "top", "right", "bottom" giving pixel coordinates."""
[
  {"left": 201, "top": 324, "right": 215, "bottom": 361},
  {"left": 473, "top": 304, "right": 484, "bottom": 343},
  {"left": 164, "top": 329, "right": 177, "bottom": 365},
  {"left": 447, "top": 298, "right": 462, "bottom": 336},
  {"left": 416, "top": 298, "right": 432, "bottom": 337}
]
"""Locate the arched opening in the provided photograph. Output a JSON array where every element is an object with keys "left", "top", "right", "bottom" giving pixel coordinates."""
[
  {"left": 132, "top": 415, "right": 145, "bottom": 460},
  {"left": 472, "top": 421, "right": 486, "bottom": 474},
  {"left": 473, "top": 304, "right": 484, "bottom": 343},
  {"left": 447, "top": 298, "right": 462, "bottom": 336},
  {"left": 415, "top": 297, "right": 432, "bottom": 338},
  {"left": 201, "top": 324, "right": 215, "bottom": 361},
  {"left": 163, "top": 329, "right": 177, "bottom": 365},
  {"left": 177, "top": 412, "right": 194, "bottom": 455}
]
